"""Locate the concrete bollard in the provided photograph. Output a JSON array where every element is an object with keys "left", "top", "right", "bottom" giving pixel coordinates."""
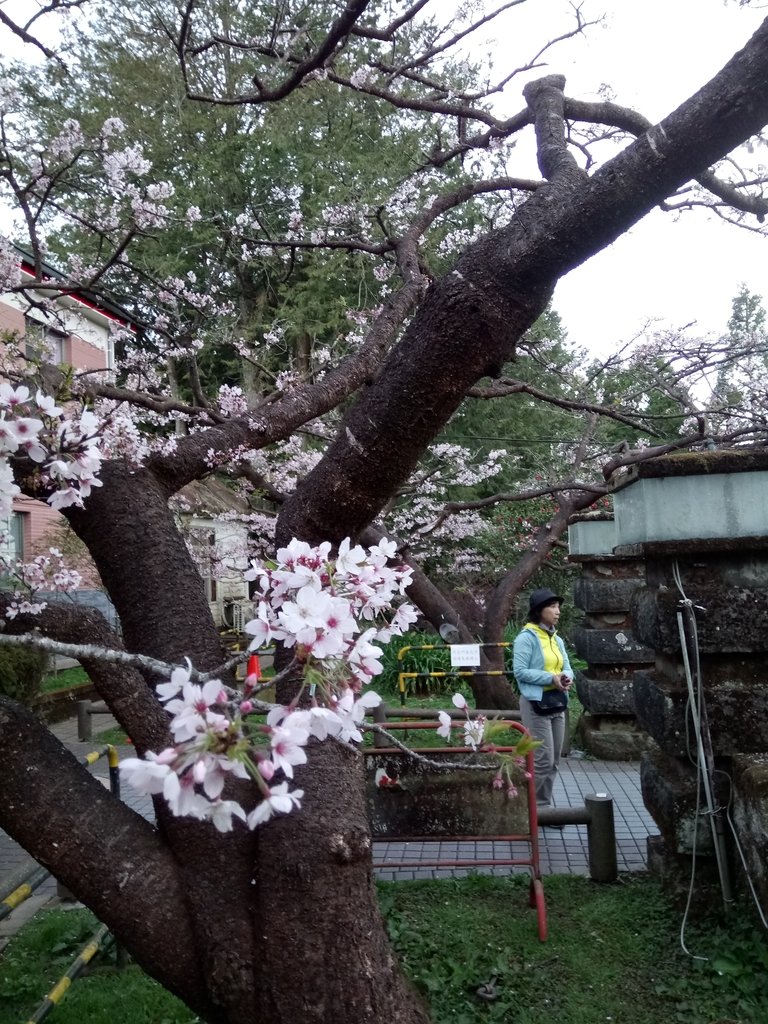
[
  {"left": 585, "top": 792, "right": 618, "bottom": 883},
  {"left": 77, "top": 700, "right": 92, "bottom": 742},
  {"left": 536, "top": 792, "right": 617, "bottom": 883}
]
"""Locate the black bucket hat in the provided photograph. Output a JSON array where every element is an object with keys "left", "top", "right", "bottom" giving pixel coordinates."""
[{"left": 528, "top": 588, "right": 563, "bottom": 617}]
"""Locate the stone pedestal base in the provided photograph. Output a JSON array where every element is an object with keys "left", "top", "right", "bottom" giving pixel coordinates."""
[
  {"left": 731, "top": 754, "right": 768, "bottom": 912},
  {"left": 639, "top": 748, "right": 734, "bottom": 855},
  {"left": 646, "top": 834, "right": 725, "bottom": 914},
  {"left": 576, "top": 713, "right": 654, "bottom": 760}
]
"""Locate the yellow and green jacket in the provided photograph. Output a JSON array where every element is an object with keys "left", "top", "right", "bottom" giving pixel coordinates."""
[{"left": 512, "top": 622, "right": 573, "bottom": 702}]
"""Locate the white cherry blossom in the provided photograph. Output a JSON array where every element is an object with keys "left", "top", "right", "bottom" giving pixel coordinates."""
[{"left": 247, "top": 782, "right": 304, "bottom": 828}]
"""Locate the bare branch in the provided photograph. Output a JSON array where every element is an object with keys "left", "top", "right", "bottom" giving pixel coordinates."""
[
  {"left": 351, "top": 0, "right": 431, "bottom": 40},
  {"left": 467, "top": 377, "right": 665, "bottom": 435},
  {"left": 564, "top": 96, "right": 768, "bottom": 220},
  {"left": 0, "top": 9, "right": 62, "bottom": 63},
  {"left": 180, "top": 0, "right": 373, "bottom": 105}
]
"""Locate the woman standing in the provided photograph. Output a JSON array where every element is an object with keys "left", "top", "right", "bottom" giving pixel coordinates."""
[{"left": 513, "top": 588, "right": 573, "bottom": 812}]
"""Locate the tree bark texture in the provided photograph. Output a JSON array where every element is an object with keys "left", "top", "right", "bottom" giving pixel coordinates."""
[{"left": 3, "top": 23, "right": 768, "bottom": 1022}]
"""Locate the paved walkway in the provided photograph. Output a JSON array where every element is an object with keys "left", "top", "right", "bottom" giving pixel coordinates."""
[
  {"left": 1, "top": 713, "right": 656, "bottom": 946},
  {"left": 374, "top": 756, "right": 653, "bottom": 880}
]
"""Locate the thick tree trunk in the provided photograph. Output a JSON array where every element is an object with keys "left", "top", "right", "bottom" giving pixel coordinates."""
[
  {"left": 62, "top": 463, "right": 424, "bottom": 1022},
  {"left": 252, "top": 741, "right": 428, "bottom": 1023},
  {"left": 278, "top": 22, "right": 768, "bottom": 547}
]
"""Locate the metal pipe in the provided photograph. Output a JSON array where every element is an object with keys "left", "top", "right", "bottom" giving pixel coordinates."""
[
  {"left": 0, "top": 866, "right": 50, "bottom": 922},
  {"left": 374, "top": 704, "right": 522, "bottom": 721},
  {"left": 537, "top": 794, "right": 617, "bottom": 882},
  {"left": 372, "top": 702, "right": 388, "bottom": 748},
  {"left": 107, "top": 745, "right": 121, "bottom": 799},
  {"left": 23, "top": 924, "right": 111, "bottom": 1023}
]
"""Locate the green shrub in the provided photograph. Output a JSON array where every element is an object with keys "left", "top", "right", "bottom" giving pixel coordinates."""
[
  {"left": 0, "top": 645, "right": 49, "bottom": 707},
  {"left": 378, "top": 630, "right": 518, "bottom": 701}
]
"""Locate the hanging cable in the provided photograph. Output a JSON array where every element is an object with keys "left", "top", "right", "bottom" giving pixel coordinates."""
[
  {"left": 672, "top": 561, "right": 734, "bottom": 908},
  {"left": 670, "top": 561, "right": 768, "bottom": 955},
  {"left": 671, "top": 561, "right": 739, "bottom": 960},
  {"left": 673, "top": 562, "right": 710, "bottom": 961},
  {"left": 719, "top": 764, "right": 768, "bottom": 929}
]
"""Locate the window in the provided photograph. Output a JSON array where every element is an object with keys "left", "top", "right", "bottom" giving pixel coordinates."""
[
  {"left": 24, "top": 318, "right": 65, "bottom": 363},
  {"left": 189, "top": 527, "right": 219, "bottom": 604},
  {"left": 0, "top": 512, "right": 23, "bottom": 571}
]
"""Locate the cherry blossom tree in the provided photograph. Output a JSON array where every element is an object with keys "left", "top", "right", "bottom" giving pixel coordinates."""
[{"left": 3, "top": 3, "right": 768, "bottom": 1021}]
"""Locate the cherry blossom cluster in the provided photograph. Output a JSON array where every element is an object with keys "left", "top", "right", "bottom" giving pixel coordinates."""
[
  {"left": 121, "top": 537, "right": 418, "bottom": 831},
  {"left": 0, "top": 236, "right": 22, "bottom": 291},
  {"left": 0, "top": 544, "right": 83, "bottom": 619},
  {"left": 217, "top": 384, "right": 248, "bottom": 417},
  {"left": 384, "top": 440, "right": 509, "bottom": 578},
  {"left": 349, "top": 66, "right": 374, "bottom": 89},
  {"left": 0, "top": 382, "right": 104, "bottom": 517},
  {"left": 244, "top": 536, "right": 418, "bottom": 690}
]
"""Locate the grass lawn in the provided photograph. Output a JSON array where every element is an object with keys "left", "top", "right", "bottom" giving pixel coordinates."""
[
  {"left": 381, "top": 873, "right": 768, "bottom": 1023},
  {"left": 0, "top": 909, "right": 197, "bottom": 1024},
  {"left": 94, "top": 726, "right": 132, "bottom": 746},
  {"left": 2, "top": 877, "right": 767, "bottom": 1024},
  {"left": 40, "top": 667, "right": 90, "bottom": 694}
]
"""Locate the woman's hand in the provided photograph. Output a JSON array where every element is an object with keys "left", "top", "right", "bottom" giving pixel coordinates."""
[{"left": 553, "top": 673, "right": 572, "bottom": 691}]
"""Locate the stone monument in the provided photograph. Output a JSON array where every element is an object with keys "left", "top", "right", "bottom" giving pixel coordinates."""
[
  {"left": 611, "top": 449, "right": 768, "bottom": 910},
  {"left": 568, "top": 511, "right": 654, "bottom": 759}
]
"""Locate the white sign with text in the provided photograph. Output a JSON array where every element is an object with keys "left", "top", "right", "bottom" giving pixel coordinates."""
[{"left": 449, "top": 644, "right": 481, "bottom": 667}]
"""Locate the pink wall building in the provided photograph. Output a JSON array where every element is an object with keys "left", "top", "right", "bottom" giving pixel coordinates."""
[{"left": 1, "top": 252, "right": 134, "bottom": 572}]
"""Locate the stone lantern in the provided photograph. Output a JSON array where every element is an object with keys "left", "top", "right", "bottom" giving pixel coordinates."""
[{"left": 611, "top": 449, "right": 768, "bottom": 908}]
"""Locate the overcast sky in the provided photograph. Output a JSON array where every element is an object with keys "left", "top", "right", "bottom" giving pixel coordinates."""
[
  {"left": 1, "top": 0, "right": 767, "bottom": 355},
  {"left": 481, "top": 0, "right": 768, "bottom": 354}
]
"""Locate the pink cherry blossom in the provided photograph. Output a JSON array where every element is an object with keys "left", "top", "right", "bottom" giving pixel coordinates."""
[
  {"left": 207, "top": 800, "right": 248, "bottom": 833},
  {"left": 163, "top": 770, "right": 210, "bottom": 819},
  {"left": 36, "top": 391, "right": 63, "bottom": 417},
  {"left": 463, "top": 717, "right": 486, "bottom": 751},
  {"left": 156, "top": 661, "right": 193, "bottom": 702},
  {"left": 245, "top": 602, "right": 285, "bottom": 649},
  {"left": 120, "top": 753, "right": 175, "bottom": 795},
  {"left": 165, "top": 679, "right": 229, "bottom": 742},
  {"left": 0, "top": 417, "right": 19, "bottom": 454}
]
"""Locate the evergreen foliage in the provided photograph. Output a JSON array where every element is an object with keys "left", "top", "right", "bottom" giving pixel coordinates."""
[{"left": 0, "top": 646, "right": 49, "bottom": 707}]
